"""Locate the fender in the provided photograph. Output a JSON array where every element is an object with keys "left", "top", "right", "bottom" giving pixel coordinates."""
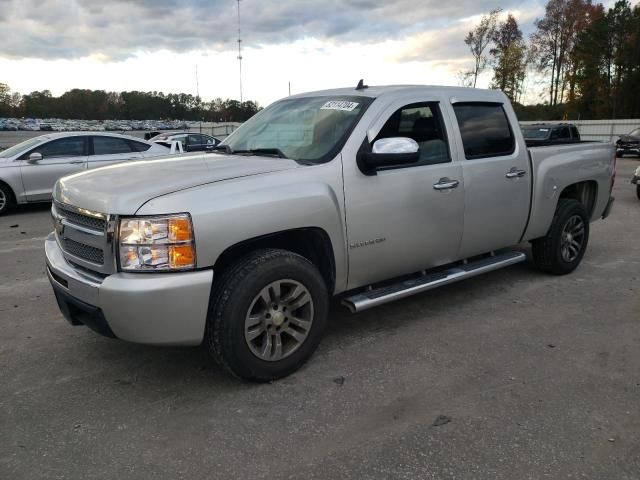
[{"left": 136, "top": 162, "right": 349, "bottom": 292}]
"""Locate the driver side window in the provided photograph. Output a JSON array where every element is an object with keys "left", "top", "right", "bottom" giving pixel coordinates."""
[{"left": 375, "top": 102, "right": 450, "bottom": 166}]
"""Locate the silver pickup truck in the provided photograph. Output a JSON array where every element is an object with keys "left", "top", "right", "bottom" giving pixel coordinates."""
[{"left": 45, "top": 85, "right": 615, "bottom": 381}]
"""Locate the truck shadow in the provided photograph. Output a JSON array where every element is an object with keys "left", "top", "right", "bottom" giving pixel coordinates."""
[{"left": 86, "top": 255, "right": 535, "bottom": 390}]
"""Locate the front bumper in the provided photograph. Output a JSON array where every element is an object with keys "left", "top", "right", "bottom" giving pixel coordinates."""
[
  {"left": 617, "top": 146, "right": 640, "bottom": 155},
  {"left": 45, "top": 233, "right": 214, "bottom": 346}
]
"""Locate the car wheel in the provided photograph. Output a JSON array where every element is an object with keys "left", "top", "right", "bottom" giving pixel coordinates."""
[
  {"left": 0, "top": 183, "right": 15, "bottom": 216},
  {"left": 637, "top": 185, "right": 640, "bottom": 200},
  {"left": 204, "top": 248, "right": 329, "bottom": 382},
  {"left": 531, "top": 199, "right": 590, "bottom": 275}
]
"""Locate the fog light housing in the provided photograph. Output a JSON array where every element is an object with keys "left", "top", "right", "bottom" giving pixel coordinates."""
[{"left": 118, "top": 214, "right": 196, "bottom": 271}]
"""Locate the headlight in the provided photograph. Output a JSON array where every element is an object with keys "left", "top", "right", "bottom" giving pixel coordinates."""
[
  {"left": 635, "top": 166, "right": 640, "bottom": 176},
  {"left": 118, "top": 214, "right": 196, "bottom": 271}
]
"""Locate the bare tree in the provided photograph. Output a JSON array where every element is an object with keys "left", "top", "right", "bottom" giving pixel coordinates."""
[{"left": 465, "top": 8, "right": 502, "bottom": 87}]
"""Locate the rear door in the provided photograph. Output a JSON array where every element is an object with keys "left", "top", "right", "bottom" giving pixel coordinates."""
[
  {"left": 449, "top": 102, "right": 531, "bottom": 258},
  {"left": 19, "top": 136, "right": 88, "bottom": 201},
  {"left": 87, "top": 136, "right": 142, "bottom": 169}
]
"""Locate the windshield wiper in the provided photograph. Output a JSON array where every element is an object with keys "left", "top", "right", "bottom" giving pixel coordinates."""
[{"left": 232, "top": 148, "right": 288, "bottom": 159}]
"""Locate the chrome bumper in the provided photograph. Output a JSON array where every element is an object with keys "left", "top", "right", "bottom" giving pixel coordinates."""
[{"left": 45, "top": 233, "right": 214, "bottom": 346}]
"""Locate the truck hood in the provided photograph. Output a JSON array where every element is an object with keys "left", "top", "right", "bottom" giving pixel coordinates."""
[{"left": 54, "top": 153, "right": 300, "bottom": 214}]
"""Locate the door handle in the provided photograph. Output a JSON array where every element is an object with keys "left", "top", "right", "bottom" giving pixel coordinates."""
[
  {"left": 70, "top": 160, "right": 84, "bottom": 164},
  {"left": 433, "top": 178, "right": 460, "bottom": 190},
  {"left": 506, "top": 168, "right": 527, "bottom": 178}
]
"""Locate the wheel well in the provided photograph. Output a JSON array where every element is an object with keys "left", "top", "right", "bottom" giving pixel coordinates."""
[
  {"left": 559, "top": 181, "right": 598, "bottom": 218},
  {"left": 213, "top": 228, "right": 337, "bottom": 294},
  {"left": 0, "top": 180, "right": 16, "bottom": 204}
]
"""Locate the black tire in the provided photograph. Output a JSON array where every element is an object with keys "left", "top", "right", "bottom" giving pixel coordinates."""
[
  {"left": 636, "top": 185, "right": 640, "bottom": 200},
  {"left": 204, "top": 248, "right": 329, "bottom": 382},
  {"left": 0, "top": 182, "right": 15, "bottom": 216},
  {"left": 531, "top": 198, "right": 590, "bottom": 275}
]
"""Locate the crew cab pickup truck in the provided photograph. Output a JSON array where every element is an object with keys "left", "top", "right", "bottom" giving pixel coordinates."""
[{"left": 45, "top": 85, "right": 616, "bottom": 381}]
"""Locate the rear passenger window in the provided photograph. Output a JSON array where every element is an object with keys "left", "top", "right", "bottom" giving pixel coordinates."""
[
  {"left": 453, "top": 103, "right": 515, "bottom": 159},
  {"left": 127, "top": 140, "right": 151, "bottom": 152},
  {"left": 93, "top": 136, "right": 133, "bottom": 155},
  {"left": 375, "top": 102, "right": 450, "bottom": 166}
]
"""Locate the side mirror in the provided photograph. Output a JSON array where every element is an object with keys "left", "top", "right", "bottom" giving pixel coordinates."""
[
  {"left": 357, "top": 137, "right": 420, "bottom": 174},
  {"left": 27, "top": 152, "right": 43, "bottom": 163}
]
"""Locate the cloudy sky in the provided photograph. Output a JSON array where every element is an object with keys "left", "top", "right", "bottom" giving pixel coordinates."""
[{"left": 0, "top": 0, "right": 627, "bottom": 106}]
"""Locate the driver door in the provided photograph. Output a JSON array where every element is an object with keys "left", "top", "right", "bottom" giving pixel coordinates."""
[
  {"left": 19, "top": 136, "right": 88, "bottom": 201},
  {"left": 343, "top": 97, "right": 465, "bottom": 289}
]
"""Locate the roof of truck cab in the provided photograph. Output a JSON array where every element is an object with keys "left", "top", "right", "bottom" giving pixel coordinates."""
[{"left": 287, "top": 84, "right": 509, "bottom": 102}]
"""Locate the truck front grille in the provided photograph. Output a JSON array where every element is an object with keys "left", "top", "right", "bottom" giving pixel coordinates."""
[
  {"left": 61, "top": 238, "right": 105, "bottom": 265},
  {"left": 57, "top": 206, "right": 106, "bottom": 232},
  {"left": 52, "top": 202, "right": 115, "bottom": 274}
]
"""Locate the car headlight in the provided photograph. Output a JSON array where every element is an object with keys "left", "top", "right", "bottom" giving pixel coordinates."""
[
  {"left": 635, "top": 166, "right": 640, "bottom": 177},
  {"left": 118, "top": 214, "right": 196, "bottom": 271}
]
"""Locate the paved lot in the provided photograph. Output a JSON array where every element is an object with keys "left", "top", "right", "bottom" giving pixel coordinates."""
[{"left": 1, "top": 159, "right": 639, "bottom": 479}]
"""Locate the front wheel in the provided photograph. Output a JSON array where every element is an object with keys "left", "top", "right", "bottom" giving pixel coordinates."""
[
  {"left": 531, "top": 198, "right": 590, "bottom": 275},
  {"left": 204, "top": 249, "right": 329, "bottom": 382}
]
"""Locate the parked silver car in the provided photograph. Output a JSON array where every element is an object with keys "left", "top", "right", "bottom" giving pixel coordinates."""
[{"left": 0, "top": 132, "right": 170, "bottom": 214}]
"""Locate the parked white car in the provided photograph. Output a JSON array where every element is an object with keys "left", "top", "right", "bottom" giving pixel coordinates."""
[{"left": 0, "top": 132, "right": 170, "bottom": 214}]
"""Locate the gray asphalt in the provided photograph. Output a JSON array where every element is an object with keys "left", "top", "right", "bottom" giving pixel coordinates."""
[{"left": 1, "top": 159, "right": 639, "bottom": 480}]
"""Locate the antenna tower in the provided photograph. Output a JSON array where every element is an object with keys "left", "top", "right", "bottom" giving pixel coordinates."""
[{"left": 236, "top": 0, "right": 243, "bottom": 102}]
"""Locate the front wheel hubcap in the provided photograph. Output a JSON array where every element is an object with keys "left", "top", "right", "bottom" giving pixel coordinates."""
[
  {"left": 244, "top": 279, "right": 314, "bottom": 361},
  {"left": 560, "top": 215, "right": 585, "bottom": 262}
]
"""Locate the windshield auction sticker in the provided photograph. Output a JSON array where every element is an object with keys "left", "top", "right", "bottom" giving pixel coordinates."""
[{"left": 321, "top": 100, "right": 360, "bottom": 112}]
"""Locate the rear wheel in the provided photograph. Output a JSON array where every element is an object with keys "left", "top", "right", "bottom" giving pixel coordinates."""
[
  {"left": 0, "top": 183, "right": 15, "bottom": 216},
  {"left": 204, "top": 249, "right": 329, "bottom": 382},
  {"left": 532, "top": 199, "right": 589, "bottom": 275}
]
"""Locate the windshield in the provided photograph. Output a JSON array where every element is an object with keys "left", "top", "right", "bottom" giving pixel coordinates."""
[
  {"left": 630, "top": 128, "right": 640, "bottom": 136},
  {"left": 0, "top": 136, "right": 46, "bottom": 158},
  {"left": 521, "top": 127, "right": 550, "bottom": 140},
  {"left": 220, "top": 95, "right": 372, "bottom": 163}
]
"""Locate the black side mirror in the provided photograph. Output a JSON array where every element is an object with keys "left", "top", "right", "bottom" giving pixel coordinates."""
[{"left": 357, "top": 137, "right": 420, "bottom": 174}]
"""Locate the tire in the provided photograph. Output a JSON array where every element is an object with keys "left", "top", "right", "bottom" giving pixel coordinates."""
[
  {"left": 204, "top": 248, "right": 329, "bottom": 382},
  {"left": 636, "top": 185, "right": 640, "bottom": 200},
  {"left": 531, "top": 198, "right": 590, "bottom": 275},
  {"left": 0, "top": 183, "right": 15, "bottom": 216}
]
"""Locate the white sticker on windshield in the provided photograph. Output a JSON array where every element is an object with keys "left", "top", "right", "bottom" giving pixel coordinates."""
[{"left": 321, "top": 100, "right": 360, "bottom": 112}]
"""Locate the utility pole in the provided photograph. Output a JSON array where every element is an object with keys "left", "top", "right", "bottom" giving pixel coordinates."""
[
  {"left": 236, "top": 0, "right": 243, "bottom": 103},
  {"left": 196, "top": 64, "right": 201, "bottom": 133}
]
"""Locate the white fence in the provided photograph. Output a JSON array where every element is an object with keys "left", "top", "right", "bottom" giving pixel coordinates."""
[{"left": 520, "top": 119, "right": 639, "bottom": 142}]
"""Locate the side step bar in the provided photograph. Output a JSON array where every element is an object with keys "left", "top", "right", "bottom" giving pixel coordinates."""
[{"left": 342, "top": 251, "right": 527, "bottom": 313}]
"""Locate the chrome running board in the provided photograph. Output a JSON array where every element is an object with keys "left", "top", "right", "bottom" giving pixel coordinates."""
[{"left": 342, "top": 251, "right": 527, "bottom": 313}]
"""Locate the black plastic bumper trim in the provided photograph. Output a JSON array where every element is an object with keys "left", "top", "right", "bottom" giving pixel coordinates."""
[{"left": 49, "top": 276, "right": 117, "bottom": 339}]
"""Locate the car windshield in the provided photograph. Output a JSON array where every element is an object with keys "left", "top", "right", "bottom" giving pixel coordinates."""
[
  {"left": 220, "top": 95, "right": 372, "bottom": 163},
  {"left": 629, "top": 128, "right": 640, "bottom": 136},
  {"left": 522, "top": 127, "right": 550, "bottom": 140},
  {"left": 0, "top": 137, "right": 45, "bottom": 158}
]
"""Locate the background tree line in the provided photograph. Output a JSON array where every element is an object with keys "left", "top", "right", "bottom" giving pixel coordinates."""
[
  {"left": 464, "top": 0, "right": 640, "bottom": 120},
  {"left": 0, "top": 84, "right": 260, "bottom": 122}
]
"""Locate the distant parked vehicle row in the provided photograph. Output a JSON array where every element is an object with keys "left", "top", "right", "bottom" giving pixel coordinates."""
[
  {"left": 0, "top": 132, "right": 170, "bottom": 215},
  {"left": 150, "top": 132, "right": 221, "bottom": 152},
  {"left": 0, "top": 117, "right": 193, "bottom": 132}
]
